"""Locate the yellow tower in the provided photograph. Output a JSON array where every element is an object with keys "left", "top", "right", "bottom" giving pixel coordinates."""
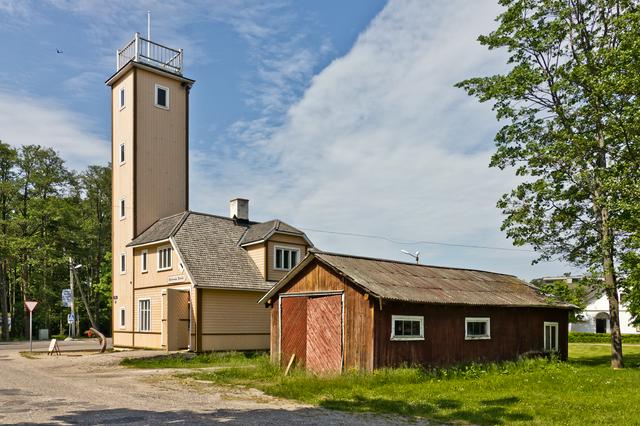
[{"left": 106, "top": 33, "right": 194, "bottom": 346}]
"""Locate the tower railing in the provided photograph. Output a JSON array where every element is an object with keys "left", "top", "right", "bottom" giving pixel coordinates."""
[{"left": 116, "top": 33, "right": 183, "bottom": 75}]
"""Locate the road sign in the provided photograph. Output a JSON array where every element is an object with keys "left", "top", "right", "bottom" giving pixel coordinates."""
[
  {"left": 24, "top": 301, "right": 38, "bottom": 312},
  {"left": 61, "top": 289, "right": 72, "bottom": 307},
  {"left": 24, "top": 301, "right": 38, "bottom": 353},
  {"left": 67, "top": 313, "right": 75, "bottom": 324}
]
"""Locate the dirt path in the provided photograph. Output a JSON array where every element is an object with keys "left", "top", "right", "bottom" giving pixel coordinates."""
[{"left": 0, "top": 349, "right": 427, "bottom": 425}]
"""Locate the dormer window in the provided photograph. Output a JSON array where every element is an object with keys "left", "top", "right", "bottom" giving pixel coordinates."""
[
  {"left": 274, "top": 246, "right": 300, "bottom": 271},
  {"left": 155, "top": 84, "right": 169, "bottom": 109}
]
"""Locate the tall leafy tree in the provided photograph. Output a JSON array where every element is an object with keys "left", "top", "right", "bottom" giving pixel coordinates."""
[
  {"left": 457, "top": 0, "right": 640, "bottom": 368},
  {"left": 0, "top": 142, "right": 17, "bottom": 340}
]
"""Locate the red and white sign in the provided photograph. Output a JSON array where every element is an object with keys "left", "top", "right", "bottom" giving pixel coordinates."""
[{"left": 24, "top": 301, "right": 38, "bottom": 312}]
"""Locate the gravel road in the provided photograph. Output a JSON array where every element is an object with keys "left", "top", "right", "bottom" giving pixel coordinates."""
[{"left": 0, "top": 348, "right": 427, "bottom": 425}]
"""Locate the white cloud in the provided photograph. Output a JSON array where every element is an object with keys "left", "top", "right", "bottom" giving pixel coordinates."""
[
  {"left": 190, "top": 0, "right": 578, "bottom": 280},
  {"left": 0, "top": 91, "right": 109, "bottom": 170}
]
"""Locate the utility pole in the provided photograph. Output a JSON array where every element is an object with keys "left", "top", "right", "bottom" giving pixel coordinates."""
[{"left": 68, "top": 257, "right": 76, "bottom": 337}]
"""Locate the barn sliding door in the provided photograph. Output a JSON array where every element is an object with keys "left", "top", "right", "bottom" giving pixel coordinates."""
[{"left": 306, "top": 295, "right": 343, "bottom": 374}]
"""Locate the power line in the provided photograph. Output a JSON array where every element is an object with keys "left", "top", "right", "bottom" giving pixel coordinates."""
[{"left": 299, "top": 227, "right": 536, "bottom": 253}]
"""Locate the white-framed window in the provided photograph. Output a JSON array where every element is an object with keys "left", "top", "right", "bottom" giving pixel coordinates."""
[
  {"left": 544, "top": 321, "right": 559, "bottom": 352},
  {"left": 119, "top": 253, "right": 126, "bottom": 274},
  {"left": 119, "top": 143, "right": 125, "bottom": 164},
  {"left": 391, "top": 315, "right": 424, "bottom": 341},
  {"left": 119, "top": 198, "right": 126, "bottom": 220},
  {"left": 154, "top": 84, "right": 170, "bottom": 109},
  {"left": 157, "top": 246, "right": 172, "bottom": 271},
  {"left": 465, "top": 317, "right": 491, "bottom": 340},
  {"left": 119, "top": 307, "right": 126, "bottom": 329},
  {"left": 119, "top": 87, "right": 125, "bottom": 110},
  {"left": 274, "top": 246, "right": 300, "bottom": 271},
  {"left": 138, "top": 299, "right": 151, "bottom": 332},
  {"left": 141, "top": 250, "right": 148, "bottom": 273}
]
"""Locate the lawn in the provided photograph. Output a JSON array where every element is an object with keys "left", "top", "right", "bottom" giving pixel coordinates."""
[{"left": 123, "top": 344, "right": 640, "bottom": 425}]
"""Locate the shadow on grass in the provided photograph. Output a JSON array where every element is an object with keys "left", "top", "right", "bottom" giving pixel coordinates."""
[
  {"left": 569, "top": 351, "right": 640, "bottom": 367},
  {"left": 320, "top": 395, "right": 532, "bottom": 425}
]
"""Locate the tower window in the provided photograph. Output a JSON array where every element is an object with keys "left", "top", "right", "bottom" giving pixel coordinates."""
[
  {"left": 119, "top": 143, "right": 125, "bottom": 164},
  {"left": 119, "top": 87, "right": 125, "bottom": 109},
  {"left": 120, "top": 253, "right": 126, "bottom": 274},
  {"left": 119, "top": 198, "right": 126, "bottom": 220},
  {"left": 155, "top": 84, "right": 170, "bottom": 109}
]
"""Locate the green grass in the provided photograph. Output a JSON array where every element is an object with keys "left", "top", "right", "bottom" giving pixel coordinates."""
[
  {"left": 120, "top": 351, "right": 265, "bottom": 369},
  {"left": 126, "top": 344, "right": 640, "bottom": 425},
  {"left": 568, "top": 331, "right": 640, "bottom": 343}
]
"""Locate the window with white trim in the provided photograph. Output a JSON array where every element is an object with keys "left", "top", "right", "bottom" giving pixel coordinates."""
[
  {"left": 139, "top": 299, "right": 151, "bottom": 331},
  {"left": 274, "top": 246, "right": 300, "bottom": 271},
  {"left": 119, "top": 198, "right": 126, "bottom": 220},
  {"left": 391, "top": 315, "right": 424, "bottom": 341},
  {"left": 141, "top": 250, "right": 148, "bottom": 273},
  {"left": 119, "top": 143, "right": 125, "bottom": 164},
  {"left": 155, "top": 84, "right": 170, "bottom": 109},
  {"left": 119, "top": 307, "right": 126, "bottom": 328},
  {"left": 157, "top": 247, "right": 172, "bottom": 271},
  {"left": 465, "top": 317, "right": 490, "bottom": 340},
  {"left": 119, "top": 87, "right": 125, "bottom": 109},
  {"left": 544, "top": 321, "right": 559, "bottom": 352},
  {"left": 119, "top": 253, "right": 126, "bottom": 274}
]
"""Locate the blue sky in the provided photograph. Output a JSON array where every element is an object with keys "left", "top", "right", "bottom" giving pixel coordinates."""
[{"left": 0, "top": 0, "right": 577, "bottom": 280}]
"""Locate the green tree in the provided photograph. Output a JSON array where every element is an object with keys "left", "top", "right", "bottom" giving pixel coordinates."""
[
  {"left": 0, "top": 142, "right": 17, "bottom": 340},
  {"left": 457, "top": 0, "right": 640, "bottom": 368}
]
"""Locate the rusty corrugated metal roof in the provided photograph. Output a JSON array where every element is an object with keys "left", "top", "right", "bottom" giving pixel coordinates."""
[{"left": 260, "top": 251, "right": 574, "bottom": 309}]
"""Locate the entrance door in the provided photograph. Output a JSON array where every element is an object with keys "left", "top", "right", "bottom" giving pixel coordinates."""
[
  {"left": 306, "top": 295, "right": 343, "bottom": 374},
  {"left": 165, "top": 289, "right": 190, "bottom": 351},
  {"left": 544, "top": 322, "right": 558, "bottom": 352}
]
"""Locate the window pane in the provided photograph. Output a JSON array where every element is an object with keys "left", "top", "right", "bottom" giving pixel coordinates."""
[
  {"left": 283, "top": 251, "right": 290, "bottom": 269},
  {"left": 412, "top": 321, "right": 421, "bottom": 336},
  {"left": 120, "top": 144, "right": 125, "bottom": 162},
  {"left": 291, "top": 251, "right": 298, "bottom": 267},
  {"left": 157, "top": 88, "right": 166, "bottom": 106},
  {"left": 551, "top": 326, "right": 556, "bottom": 349},
  {"left": 121, "top": 254, "right": 125, "bottom": 272},
  {"left": 276, "top": 249, "right": 282, "bottom": 269},
  {"left": 394, "top": 320, "right": 403, "bottom": 336},
  {"left": 120, "top": 89, "right": 125, "bottom": 107}
]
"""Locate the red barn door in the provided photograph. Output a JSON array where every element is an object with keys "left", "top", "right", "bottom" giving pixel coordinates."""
[
  {"left": 306, "top": 295, "right": 343, "bottom": 374},
  {"left": 280, "top": 297, "right": 307, "bottom": 366}
]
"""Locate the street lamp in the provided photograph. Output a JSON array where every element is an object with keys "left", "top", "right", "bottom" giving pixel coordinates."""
[{"left": 401, "top": 250, "right": 420, "bottom": 264}]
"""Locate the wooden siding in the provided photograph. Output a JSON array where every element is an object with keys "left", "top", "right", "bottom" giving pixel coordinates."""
[
  {"left": 199, "top": 289, "right": 270, "bottom": 351},
  {"left": 134, "top": 242, "right": 186, "bottom": 289},
  {"left": 134, "top": 68, "right": 188, "bottom": 236},
  {"left": 270, "top": 260, "right": 374, "bottom": 371},
  {"left": 246, "top": 243, "right": 266, "bottom": 278},
  {"left": 306, "top": 295, "right": 343, "bottom": 374},
  {"left": 280, "top": 297, "right": 308, "bottom": 366},
  {"left": 373, "top": 303, "right": 569, "bottom": 368},
  {"left": 266, "top": 234, "right": 308, "bottom": 282}
]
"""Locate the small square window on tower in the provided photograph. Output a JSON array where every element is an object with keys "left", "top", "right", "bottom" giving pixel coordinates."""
[
  {"left": 119, "top": 87, "right": 125, "bottom": 109},
  {"left": 155, "top": 84, "right": 170, "bottom": 109}
]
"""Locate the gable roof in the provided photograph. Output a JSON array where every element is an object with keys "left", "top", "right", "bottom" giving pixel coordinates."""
[
  {"left": 260, "top": 250, "right": 574, "bottom": 309},
  {"left": 239, "top": 219, "right": 310, "bottom": 246},
  {"left": 128, "top": 211, "right": 310, "bottom": 291}
]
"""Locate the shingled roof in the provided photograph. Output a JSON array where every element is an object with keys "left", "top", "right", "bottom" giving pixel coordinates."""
[
  {"left": 260, "top": 251, "right": 574, "bottom": 309},
  {"left": 239, "top": 219, "right": 309, "bottom": 246},
  {"left": 128, "top": 211, "right": 309, "bottom": 291}
]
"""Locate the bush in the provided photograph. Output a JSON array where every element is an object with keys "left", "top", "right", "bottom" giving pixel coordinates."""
[{"left": 568, "top": 332, "right": 640, "bottom": 343}]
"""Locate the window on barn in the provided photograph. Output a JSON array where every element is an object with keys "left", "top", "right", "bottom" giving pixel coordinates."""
[
  {"left": 544, "top": 321, "right": 558, "bottom": 352},
  {"left": 157, "top": 246, "right": 172, "bottom": 271},
  {"left": 274, "top": 246, "right": 300, "bottom": 271},
  {"left": 155, "top": 84, "right": 170, "bottom": 109},
  {"left": 139, "top": 299, "right": 151, "bottom": 331},
  {"left": 465, "top": 317, "right": 490, "bottom": 340},
  {"left": 391, "top": 315, "right": 424, "bottom": 341}
]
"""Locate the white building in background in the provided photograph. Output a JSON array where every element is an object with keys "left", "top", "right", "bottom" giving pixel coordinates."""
[{"left": 536, "top": 275, "right": 640, "bottom": 335}]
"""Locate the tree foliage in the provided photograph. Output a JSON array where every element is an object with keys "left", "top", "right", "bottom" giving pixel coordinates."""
[
  {"left": 0, "top": 141, "right": 111, "bottom": 340},
  {"left": 457, "top": 0, "right": 640, "bottom": 368}
]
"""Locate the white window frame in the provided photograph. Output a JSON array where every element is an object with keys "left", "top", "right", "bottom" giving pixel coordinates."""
[
  {"left": 119, "top": 252, "right": 126, "bottom": 275},
  {"left": 390, "top": 315, "right": 425, "bottom": 341},
  {"left": 157, "top": 246, "right": 172, "bottom": 271},
  {"left": 119, "top": 307, "right": 126, "bottom": 329},
  {"left": 154, "top": 84, "right": 170, "bottom": 109},
  {"left": 138, "top": 298, "right": 151, "bottom": 332},
  {"left": 544, "top": 321, "right": 559, "bottom": 352},
  {"left": 119, "top": 87, "right": 125, "bottom": 110},
  {"left": 465, "top": 317, "right": 491, "bottom": 340},
  {"left": 274, "top": 245, "right": 301, "bottom": 271},
  {"left": 119, "top": 143, "right": 125, "bottom": 165},
  {"left": 119, "top": 198, "right": 126, "bottom": 220},
  {"left": 141, "top": 249, "right": 148, "bottom": 273}
]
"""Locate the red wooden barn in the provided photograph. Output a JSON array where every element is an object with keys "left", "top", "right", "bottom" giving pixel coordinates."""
[{"left": 259, "top": 250, "right": 573, "bottom": 374}]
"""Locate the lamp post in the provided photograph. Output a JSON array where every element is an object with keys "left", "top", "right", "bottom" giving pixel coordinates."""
[{"left": 401, "top": 250, "right": 420, "bottom": 264}]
